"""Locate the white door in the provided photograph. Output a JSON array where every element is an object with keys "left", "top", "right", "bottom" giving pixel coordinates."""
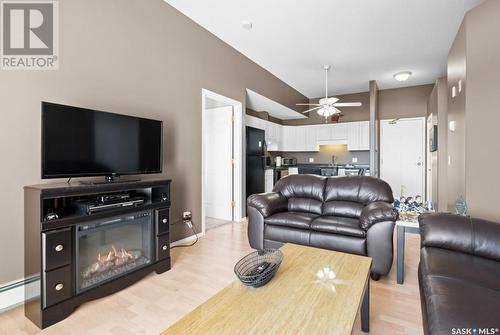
[
  {"left": 380, "top": 118, "right": 425, "bottom": 199},
  {"left": 203, "top": 106, "right": 233, "bottom": 221}
]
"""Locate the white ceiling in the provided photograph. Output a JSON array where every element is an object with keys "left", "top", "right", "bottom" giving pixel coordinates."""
[
  {"left": 246, "top": 89, "right": 306, "bottom": 120},
  {"left": 164, "top": 0, "right": 481, "bottom": 98}
]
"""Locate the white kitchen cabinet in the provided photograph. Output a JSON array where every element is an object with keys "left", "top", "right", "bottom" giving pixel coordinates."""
[
  {"left": 281, "top": 125, "right": 318, "bottom": 152},
  {"left": 347, "top": 121, "right": 370, "bottom": 151},
  {"left": 265, "top": 169, "right": 274, "bottom": 192},
  {"left": 295, "top": 127, "right": 306, "bottom": 151},
  {"left": 246, "top": 115, "right": 367, "bottom": 153},
  {"left": 316, "top": 123, "right": 348, "bottom": 145},
  {"left": 332, "top": 123, "right": 348, "bottom": 140},
  {"left": 281, "top": 126, "right": 295, "bottom": 151},
  {"left": 359, "top": 121, "right": 370, "bottom": 150},
  {"left": 316, "top": 124, "right": 332, "bottom": 141},
  {"left": 304, "top": 125, "right": 319, "bottom": 151}
]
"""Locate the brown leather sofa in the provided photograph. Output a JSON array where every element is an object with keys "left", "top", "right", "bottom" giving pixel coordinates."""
[
  {"left": 247, "top": 174, "right": 398, "bottom": 279},
  {"left": 418, "top": 213, "right": 500, "bottom": 335}
]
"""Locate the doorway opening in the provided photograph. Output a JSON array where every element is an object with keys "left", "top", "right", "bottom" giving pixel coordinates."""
[
  {"left": 201, "top": 89, "right": 243, "bottom": 233},
  {"left": 380, "top": 117, "right": 426, "bottom": 200}
]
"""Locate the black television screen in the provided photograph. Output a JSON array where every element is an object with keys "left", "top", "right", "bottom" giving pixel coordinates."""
[{"left": 42, "top": 102, "right": 162, "bottom": 179}]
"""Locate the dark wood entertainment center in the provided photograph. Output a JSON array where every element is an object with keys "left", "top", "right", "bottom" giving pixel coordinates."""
[{"left": 24, "top": 178, "right": 172, "bottom": 329}]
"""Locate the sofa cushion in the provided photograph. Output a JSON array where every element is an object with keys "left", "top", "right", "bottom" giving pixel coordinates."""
[
  {"left": 419, "top": 247, "right": 500, "bottom": 334},
  {"left": 311, "top": 216, "right": 366, "bottom": 238},
  {"left": 274, "top": 174, "right": 326, "bottom": 202},
  {"left": 322, "top": 200, "right": 364, "bottom": 219},
  {"left": 265, "top": 212, "right": 318, "bottom": 230},
  {"left": 420, "top": 247, "right": 500, "bottom": 292},
  {"left": 420, "top": 213, "right": 500, "bottom": 263},
  {"left": 324, "top": 176, "right": 393, "bottom": 204},
  {"left": 288, "top": 197, "right": 323, "bottom": 215}
]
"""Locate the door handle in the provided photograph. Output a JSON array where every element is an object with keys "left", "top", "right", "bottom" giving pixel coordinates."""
[{"left": 417, "top": 162, "right": 422, "bottom": 166}]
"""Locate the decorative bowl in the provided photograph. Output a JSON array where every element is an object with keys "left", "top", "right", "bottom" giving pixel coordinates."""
[{"left": 234, "top": 249, "right": 283, "bottom": 288}]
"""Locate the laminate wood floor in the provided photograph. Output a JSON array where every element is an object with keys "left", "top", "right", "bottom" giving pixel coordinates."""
[{"left": 0, "top": 221, "right": 423, "bottom": 335}]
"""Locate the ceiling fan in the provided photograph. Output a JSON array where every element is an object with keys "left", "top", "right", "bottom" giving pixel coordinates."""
[{"left": 297, "top": 65, "right": 362, "bottom": 121}]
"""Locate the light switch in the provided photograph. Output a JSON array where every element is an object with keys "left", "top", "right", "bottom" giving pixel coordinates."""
[
  {"left": 352, "top": 157, "right": 358, "bottom": 163},
  {"left": 309, "top": 158, "right": 314, "bottom": 163}
]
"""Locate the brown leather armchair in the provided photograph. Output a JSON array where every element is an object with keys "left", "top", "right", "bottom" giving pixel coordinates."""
[
  {"left": 418, "top": 213, "right": 500, "bottom": 334},
  {"left": 247, "top": 174, "right": 397, "bottom": 279}
]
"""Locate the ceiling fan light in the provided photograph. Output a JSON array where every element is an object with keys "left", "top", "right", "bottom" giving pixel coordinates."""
[
  {"left": 317, "top": 107, "right": 336, "bottom": 117},
  {"left": 393, "top": 71, "right": 412, "bottom": 82}
]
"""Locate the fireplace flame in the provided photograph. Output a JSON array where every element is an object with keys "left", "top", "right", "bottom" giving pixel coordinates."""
[{"left": 81, "top": 245, "right": 143, "bottom": 279}]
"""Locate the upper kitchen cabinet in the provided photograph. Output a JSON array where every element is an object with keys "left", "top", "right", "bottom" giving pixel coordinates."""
[
  {"left": 266, "top": 122, "right": 282, "bottom": 151},
  {"left": 347, "top": 121, "right": 370, "bottom": 151},
  {"left": 316, "top": 123, "right": 348, "bottom": 144},
  {"left": 282, "top": 125, "right": 318, "bottom": 152},
  {"left": 246, "top": 114, "right": 367, "bottom": 152}
]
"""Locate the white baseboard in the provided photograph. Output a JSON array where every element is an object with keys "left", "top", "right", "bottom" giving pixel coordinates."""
[{"left": 0, "top": 276, "right": 40, "bottom": 313}]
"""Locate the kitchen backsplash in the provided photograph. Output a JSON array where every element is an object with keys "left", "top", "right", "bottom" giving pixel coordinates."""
[{"left": 269, "top": 144, "right": 369, "bottom": 165}]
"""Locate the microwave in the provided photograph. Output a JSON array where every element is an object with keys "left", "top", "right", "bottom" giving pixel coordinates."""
[{"left": 282, "top": 158, "right": 297, "bottom": 166}]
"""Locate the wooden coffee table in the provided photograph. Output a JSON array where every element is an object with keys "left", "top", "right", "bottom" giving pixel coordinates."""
[{"left": 162, "top": 244, "right": 372, "bottom": 335}]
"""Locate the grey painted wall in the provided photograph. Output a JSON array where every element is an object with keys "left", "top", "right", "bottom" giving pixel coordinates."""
[{"left": 0, "top": 0, "right": 307, "bottom": 285}]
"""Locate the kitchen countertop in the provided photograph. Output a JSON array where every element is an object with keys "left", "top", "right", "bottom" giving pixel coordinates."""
[{"left": 267, "top": 163, "right": 369, "bottom": 170}]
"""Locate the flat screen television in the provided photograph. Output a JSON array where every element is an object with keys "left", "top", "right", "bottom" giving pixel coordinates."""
[{"left": 42, "top": 102, "right": 162, "bottom": 179}]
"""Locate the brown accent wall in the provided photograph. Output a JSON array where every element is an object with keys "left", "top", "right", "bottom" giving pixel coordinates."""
[
  {"left": 436, "top": 78, "right": 449, "bottom": 211},
  {"left": 464, "top": 0, "right": 500, "bottom": 221},
  {"left": 283, "top": 84, "right": 433, "bottom": 126},
  {"left": 427, "top": 85, "right": 438, "bottom": 207},
  {"left": 283, "top": 92, "right": 370, "bottom": 125},
  {"left": 378, "top": 85, "right": 434, "bottom": 120},
  {"left": 0, "top": 0, "right": 306, "bottom": 285},
  {"left": 246, "top": 109, "right": 283, "bottom": 125},
  {"left": 447, "top": 22, "right": 467, "bottom": 211}
]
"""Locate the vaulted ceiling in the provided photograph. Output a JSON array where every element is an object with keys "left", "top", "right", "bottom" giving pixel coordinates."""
[{"left": 164, "top": 0, "right": 481, "bottom": 98}]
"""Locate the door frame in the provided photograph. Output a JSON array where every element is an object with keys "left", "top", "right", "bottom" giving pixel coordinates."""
[
  {"left": 201, "top": 89, "right": 243, "bottom": 235},
  {"left": 380, "top": 117, "right": 426, "bottom": 199}
]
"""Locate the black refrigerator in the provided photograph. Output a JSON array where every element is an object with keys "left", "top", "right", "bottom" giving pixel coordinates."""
[{"left": 246, "top": 126, "right": 266, "bottom": 199}]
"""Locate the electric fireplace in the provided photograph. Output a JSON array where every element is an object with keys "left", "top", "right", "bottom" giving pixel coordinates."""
[{"left": 76, "top": 211, "right": 153, "bottom": 293}]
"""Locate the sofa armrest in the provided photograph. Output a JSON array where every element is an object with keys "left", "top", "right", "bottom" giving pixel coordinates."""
[
  {"left": 247, "top": 192, "right": 288, "bottom": 218},
  {"left": 360, "top": 201, "right": 398, "bottom": 230},
  {"left": 419, "top": 213, "right": 500, "bottom": 262}
]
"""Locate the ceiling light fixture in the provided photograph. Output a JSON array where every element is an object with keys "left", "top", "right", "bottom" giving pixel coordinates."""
[
  {"left": 393, "top": 71, "right": 412, "bottom": 82},
  {"left": 241, "top": 20, "right": 252, "bottom": 30}
]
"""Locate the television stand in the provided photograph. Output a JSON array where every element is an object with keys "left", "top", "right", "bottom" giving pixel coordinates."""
[
  {"left": 24, "top": 178, "right": 171, "bottom": 329},
  {"left": 80, "top": 176, "right": 141, "bottom": 185}
]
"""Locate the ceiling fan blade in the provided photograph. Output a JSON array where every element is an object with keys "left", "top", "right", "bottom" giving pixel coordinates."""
[
  {"left": 326, "top": 97, "right": 339, "bottom": 105},
  {"left": 302, "top": 106, "right": 322, "bottom": 114},
  {"left": 296, "top": 103, "right": 322, "bottom": 106},
  {"left": 333, "top": 102, "right": 363, "bottom": 107}
]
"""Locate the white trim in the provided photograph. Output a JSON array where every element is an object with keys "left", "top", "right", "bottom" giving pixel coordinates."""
[
  {"left": 201, "top": 89, "right": 243, "bottom": 236},
  {"left": 0, "top": 277, "right": 40, "bottom": 313}
]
